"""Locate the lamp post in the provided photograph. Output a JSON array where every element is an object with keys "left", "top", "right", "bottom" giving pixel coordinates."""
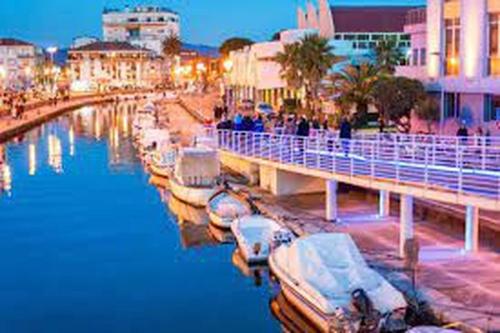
[{"left": 431, "top": 51, "right": 446, "bottom": 134}]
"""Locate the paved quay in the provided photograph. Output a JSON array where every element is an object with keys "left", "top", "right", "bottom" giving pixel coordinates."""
[
  {"left": 234, "top": 187, "right": 500, "bottom": 332},
  {"left": 0, "top": 91, "right": 156, "bottom": 142},
  {"left": 159, "top": 97, "right": 500, "bottom": 332}
]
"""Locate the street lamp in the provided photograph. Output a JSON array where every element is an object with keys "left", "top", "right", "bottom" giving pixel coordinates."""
[
  {"left": 47, "top": 46, "right": 58, "bottom": 63},
  {"left": 223, "top": 59, "right": 233, "bottom": 72}
]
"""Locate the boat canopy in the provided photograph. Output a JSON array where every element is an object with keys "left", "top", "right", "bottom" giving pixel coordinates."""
[
  {"left": 140, "top": 129, "right": 170, "bottom": 148},
  {"left": 272, "top": 233, "right": 407, "bottom": 315},
  {"left": 209, "top": 192, "right": 251, "bottom": 219},
  {"left": 174, "top": 148, "right": 220, "bottom": 187}
]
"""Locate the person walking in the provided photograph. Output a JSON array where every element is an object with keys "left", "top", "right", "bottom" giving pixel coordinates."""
[
  {"left": 456, "top": 123, "right": 468, "bottom": 145},
  {"left": 297, "top": 116, "right": 310, "bottom": 137},
  {"left": 339, "top": 117, "right": 352, "bottom": 157}
]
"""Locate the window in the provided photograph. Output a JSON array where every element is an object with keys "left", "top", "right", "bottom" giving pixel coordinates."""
[
  {"left": 445, "top": 18, "right": 460, "bottom": 76},
  {"left": 344, "top": 34, "right": 356, "bottom": 41},
  {"left": 489, "top": 13, "right": 500, "bottom": 76},
  {"left": 420, "top": 48, "right": 427, "bottom": 66},
  {"left": 412, "top": 49, "right": 419, "bottom": 66},
  {"left": 334, "top": 34, "right": 342, "bottom": 40},
  {"left": 444, "top": 93, "right": 460, "bottom": 118},
  {"left": 484, "top": 94, "right": 500, "bottom": 121}
]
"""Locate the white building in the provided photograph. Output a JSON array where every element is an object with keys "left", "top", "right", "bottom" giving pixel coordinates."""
[
  {"left": 102, "top": 5, "right": 180, "bottom": 55},
  {"left": 0, "top": 38, "right": 37, "bottom": 91},
  {"left": 68, "top": 41, "right": 166, "bottom": 93},
  {"left": 397, "top": 0, "right": 500, "bottom": 135},
  {"left": 226, "top": 0, "right": 415, "bottom": 109}
]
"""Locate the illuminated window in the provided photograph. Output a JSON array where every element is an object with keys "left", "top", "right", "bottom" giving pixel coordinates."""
[
  {"left": 489, "top": 13, "right": 500, "bottom": 76},
  {"left": 444, "top": 18, "right": 460, "bottom": 76}
]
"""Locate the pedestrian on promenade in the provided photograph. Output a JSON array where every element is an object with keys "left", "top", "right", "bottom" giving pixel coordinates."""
[
  {"left": 284, "top": 115, "right": 296, "bottom": 135},
  {"left": 339, "top": 117, "right": 352, "bottom": 157},
  {"left": 297, "top": 116, "right": 310, "bottom": 137},
  {"left": 233, "top": 113, "right": 243, "bottom": 131},
  {"left": 456, "top": 123, "right": 468, "bottom": 145},
  {"left": 241, "top": 115, "right": 254, "bottom": 132},
  {"left": 253, "top": 115, "right": 264, "bottom": 133},
  {"left": 312, "top": 116, "right": 321, "bottom": 130}
]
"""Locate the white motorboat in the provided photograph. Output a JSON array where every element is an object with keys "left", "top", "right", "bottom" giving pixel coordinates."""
[
  {"left": 149, "top": 148, "right": 176, "bottom": 178},
  {"left": 207, "top": 191, "right": 252, "bottom": 229},
  {"left": 231, "top": 215, "right": 294, "bottom": 264},
  {"left": 269, "top": 233, "right": 407, "bottom": 333},
  {"left": 132, "top": 114, "right": 156, "bottom": 137},
  {"left": 169, "top": 147, "right": 220, "bottom": 207}
]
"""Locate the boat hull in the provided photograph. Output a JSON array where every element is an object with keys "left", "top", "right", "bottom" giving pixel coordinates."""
[
  {"left": 208, "top": 210, "right": 233, "bottom": 229},
  {"left": 169, "top": 178, "right": 217, "bottom": 208},
  {"left": 269, "top": 254, "right": 338, "bottom": 333},
  {"left": 149, "top": 161, "right": 171, "bottom": 179}
]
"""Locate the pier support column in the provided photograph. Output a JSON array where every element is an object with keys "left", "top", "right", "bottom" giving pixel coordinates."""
[
  {"left": 379, "top": 190, "right": 390, "bottom": 218},
  {"left": 464, "top": 205, "right": 479, "bottom": 253},
  {"left": 399, "top": 194, "right": 414, "bottom": 258},
  {"left": 326, "top": 180, "right": 338, "bottom": 222}
]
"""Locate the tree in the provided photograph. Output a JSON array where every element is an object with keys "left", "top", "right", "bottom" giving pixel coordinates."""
[
  {"left": 162, "top": 34, "right": 182, "bottom": 58},
  {"left": 275, "top": 34, "right": 337, "bottom": 113},
  {"left": 414, "top": 96, "right": 440, "bottom": 134},
  {"left": 373, "top": 76, "right": 427, "bottom": 133},
  {"left": 331, "top": 63, "right": 380, "bottom": 127},
  {"left": 219, "top": 37, "right": 254, "bottom": 56},
  {"left": 374, "top": 38, "right": 404, "bottom": 75}
]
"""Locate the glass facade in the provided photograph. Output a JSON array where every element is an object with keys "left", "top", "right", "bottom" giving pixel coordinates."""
[{"left": 484, "top": 94, "right": 500, "bottom": 122}]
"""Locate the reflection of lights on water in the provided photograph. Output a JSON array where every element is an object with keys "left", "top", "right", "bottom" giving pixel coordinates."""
[
  {"left": 95, "top": 116, "right": 101, "bottom": 140},
  {"left": 122, "top": 114, "right": 129, "bottom": 137},
  {"left": 2, "top": 164, "right": 12, "bottom": 192},
  {"left": 48, "top": 134, "right": 63, "bottom": 173},
  {"left": 69, "top": 126, "right": 75, "bottom": 156},
  {"left": 113, "top": 127, "right": 120, "bottom": 149},
  {"left": 79, "top": 106, "right": 94, "bottom": 119},
  {"left": 28, "top": 144, "right": 36, "bottom": 176}
]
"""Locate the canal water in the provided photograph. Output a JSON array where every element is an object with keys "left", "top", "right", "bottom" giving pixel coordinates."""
[{"left": 0, "top": 102, "right": 282, "bottom": 333}]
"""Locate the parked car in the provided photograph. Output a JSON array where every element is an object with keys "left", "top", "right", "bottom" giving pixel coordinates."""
[{"left": 255, "top": 102, "right": 274, "bottom": 116}]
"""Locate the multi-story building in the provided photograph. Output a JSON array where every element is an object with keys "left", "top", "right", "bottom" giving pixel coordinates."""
[
  {"left": 398, "top": 0, "right": 500, "bottom": 135},
  {"left": 299, "top": 0, "right": 413, "bottom": 68},
  {"left": 0, "top": 38, "right": 37, "bottom": 91},
  {"left": 226, "top": 0, "right": 415, "bottom": 109},
  {"left": 67, "top": 41, "right": 165, "bottom": 92},
  {"left": 102, "top": 5, "right": 180, "bottom": 55}
]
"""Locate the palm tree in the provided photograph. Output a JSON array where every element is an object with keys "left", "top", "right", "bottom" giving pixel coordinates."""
[
  {"left": 162, "top": 34, "right": 182, "bottom": 59},
  {"left": 374, "top": 39, "right": 403, "bottom": 75},
  {"left": 332, "top": 63, "right": 380, "bottom": 127},
  {"left": 275, "top": 34, "right": 337, "bottom": 113}
]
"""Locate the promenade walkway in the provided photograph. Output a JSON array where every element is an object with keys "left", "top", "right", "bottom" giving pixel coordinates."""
[{"left": 215, "top": 130, "right": 500, "bottom": 211}]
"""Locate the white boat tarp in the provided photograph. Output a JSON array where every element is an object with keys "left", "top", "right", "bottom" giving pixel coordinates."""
[
  {"left": 140, "top": 129, "right": 170, "bottom": 148},
  {"left": 174, "top": 147, "right": 220, "bottom": 187},
  {"left": 209, "top": 192, "right": 251, "bottom": 219},
  {"left": 273, "top": 233, "right": 407, "bottom": 316}
]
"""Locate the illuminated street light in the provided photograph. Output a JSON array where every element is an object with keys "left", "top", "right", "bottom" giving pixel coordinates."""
[
  {"left": 196, "top": 62, "right": 207, "bottom": 72},
  {"left": 223, "top": 59, "right": 233, "bottom": 72}
]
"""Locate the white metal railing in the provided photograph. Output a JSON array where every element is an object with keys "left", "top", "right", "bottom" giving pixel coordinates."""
[{"left": 212, "top": 129, "right": 500, "bottom": 202}]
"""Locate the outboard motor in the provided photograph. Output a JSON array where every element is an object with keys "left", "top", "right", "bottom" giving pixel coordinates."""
[{"left": 351, "top": 288, "right": 381, "bottom": 332}]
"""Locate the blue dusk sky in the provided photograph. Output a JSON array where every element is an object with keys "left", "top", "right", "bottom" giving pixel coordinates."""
[{"left": 0, "top": 0, "right": 425, "bottom": 48}]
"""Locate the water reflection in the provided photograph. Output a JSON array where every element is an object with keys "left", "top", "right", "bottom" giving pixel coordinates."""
[{"left": 0, "top": 101, "right": 282, "bottom": 333}]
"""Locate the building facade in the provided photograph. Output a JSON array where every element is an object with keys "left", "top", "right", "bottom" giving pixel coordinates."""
[
  {"left": 68, "top": 41, "right": 165, "bottom": 92},
  {"left": 398, "top": 0, "right": 500, "bottom": 135},
  {"left": 102, "top": 6, "right": 180, "bottom": 55},
  {"left": 0, "top": 38, "right": 37, "bottom": 91},
  {"left": 226, "top": 1, "right": 415, "bottom": 109}
]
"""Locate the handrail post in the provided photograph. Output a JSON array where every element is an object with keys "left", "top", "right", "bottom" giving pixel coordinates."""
[
  {"left": 316, "top": 136, "right": 320, "bottom": 169},
  {"left": 395, "top": 140, "right": 400, "bottom": 183},
  {"left": 424, "top": 145, "right": 429, "bottom": 190},
  {"left": 279, "top": 135, "right": 283, "bottom": 162},
  {"left": 370, "top": 143, "right": 375, "bottom": 179},
  {"left": 458, "top": 149, "right": 463, "bottom": 194}
]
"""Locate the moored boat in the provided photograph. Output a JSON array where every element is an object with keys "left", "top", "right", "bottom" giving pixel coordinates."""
[
  {"left": 207, "top": 191, "right": 252, "bottom": 229},
  {"left": 149, "top": 148, "right": 176, "bottom": 178},
  {"left": 269, "top": 233, "right": 407, "bottom": 333},
  {"left": 169, "top": 147, "right": 220, "bottom": 207},
  {"left": 231, "top": 215, "right": 294, "bottom": 264}
]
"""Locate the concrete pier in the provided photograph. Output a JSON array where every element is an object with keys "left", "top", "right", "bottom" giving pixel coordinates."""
[
  {"left": 326, "top": 180, "right": 338, "bottom": 222},
  {"left": 465, "top": 205, "right": 479, "bottom": 253},
  {"left": 400, "top": 194, "right": 414, "bottom": 258},
  {"left": 379, "top": 190, "right": 390, "bottom": 218}
]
